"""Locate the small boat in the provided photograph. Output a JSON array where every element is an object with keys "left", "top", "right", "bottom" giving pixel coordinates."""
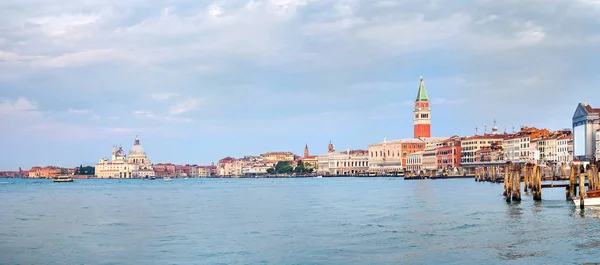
[
  {"left": 163, "top": 177, "right": 172, "bottom": 182},
  {"left": 572, "top": 189, "right": 600, "bottom": 206},
  {"left": 52, "top": 176, "right": 74, "bottom": 182},
  {"left": 313, "top": 175, "right": 323, "bottom": 178}
]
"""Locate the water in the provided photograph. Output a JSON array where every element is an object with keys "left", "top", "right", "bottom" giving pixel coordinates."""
[{"left": 1, "top": 178, "right": 600, "bottom": 264}]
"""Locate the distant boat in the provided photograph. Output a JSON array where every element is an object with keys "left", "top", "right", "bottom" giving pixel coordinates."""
[
  {"left": 52, "top": 176, "right": 74, "bottom": 182},
  {"left": 313, "top": 175, "right": 323, "bottom": 178},
  {"left": 164, "top": 177, "right": 172, "bottom": 182}
]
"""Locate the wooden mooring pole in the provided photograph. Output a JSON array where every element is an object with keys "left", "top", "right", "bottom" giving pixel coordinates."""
[
  {"left": 569, "top": 164, "right": 577, "bottom": 199},
  {"left": 503, "top": 162, "right": 510, "bottom": 197},
  {"left": 512, "top": 164, "right": 521, "bottom": 202},
  {"left": 579, "top": 167, "right": 585, "bottom": 209},
  {"left": 505, "top": 165, "right": 512, "bottom": 203},
  {"left": 523, "top": 164, "right": 529, "bottom": 193},
  {"left": 533, "top": 165, "right": 542, "bottom": 201}
]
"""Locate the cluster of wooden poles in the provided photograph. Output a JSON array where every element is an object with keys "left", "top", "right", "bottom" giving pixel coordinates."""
[
  {"left": 499, "top": 161, "right": 600, "bottom": 208},
  {"left": 503, "top": 162, "right": 543, "bottom": 202}
]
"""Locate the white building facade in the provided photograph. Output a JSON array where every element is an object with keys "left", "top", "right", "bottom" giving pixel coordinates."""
[
  {"left": 317, "top": 150, "right": 369, "bottom": 175},
  {"left": 596, "top": 130, "right": 600, "bottom": 161},
  {"left": 406, "top": 152, "right": 423, "bottom": 172},
  {"left": 557, "top": 135, "right": 573, "bottom": 164}
]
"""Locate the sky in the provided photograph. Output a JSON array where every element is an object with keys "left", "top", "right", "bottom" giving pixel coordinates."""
[{"left": 1, "top": 0, "right": 600, "bottom": 170}]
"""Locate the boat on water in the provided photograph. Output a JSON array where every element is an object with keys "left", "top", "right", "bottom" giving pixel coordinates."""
[
  {"left": 572, "top": 189, "right": 600, "bottom": 206},
  {"left": 52, "top": 175, "right": 74, "bottom": 182},
  {"left": 313, "top": 175, "right": 323, "bottom": 178},
  {"left": 163, "top": 177, "right": 172, "bottom": 182}
]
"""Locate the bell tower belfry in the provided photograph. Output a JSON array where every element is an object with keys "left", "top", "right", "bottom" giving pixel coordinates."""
[{"left": 413, "top": 76, "right": 431, "bottom": 138}]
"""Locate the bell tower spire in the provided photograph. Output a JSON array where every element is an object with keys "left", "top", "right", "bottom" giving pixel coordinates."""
[
  {"left": 304, "top": 143, "right": 309, "bottom": 157},
  {"left": 413, "top": 76, "right": 431, "bottom": 138}
]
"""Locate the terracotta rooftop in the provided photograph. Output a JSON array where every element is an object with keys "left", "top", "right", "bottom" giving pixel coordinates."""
[
  {"left": 584, "top": 104, "right": 600, "bottom": 114},
  {"left": 218, "top": 157, "right": 236, "bottom": 163}
]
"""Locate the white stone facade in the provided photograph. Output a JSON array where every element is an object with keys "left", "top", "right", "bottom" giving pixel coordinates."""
[
  {"left": 462, "top": 135, "right": 507, "bottom": 164},
  {"left": 502, "top": 135, "right": 530, "bottom": 162},
  {"left": 596, "top": 130, "right": 600, "bottom": 161},
  {"left": 367, "top": 139, "right": 403, "bottom": 174},
  {"left": 406, "top": 152, "right": 423, "bottom": 172},
  {"left": 557, "top": 135, "right": 573, "bottom": 164},
  {"left": 317, "top": 151, "right": 369, "bottom": 175}
]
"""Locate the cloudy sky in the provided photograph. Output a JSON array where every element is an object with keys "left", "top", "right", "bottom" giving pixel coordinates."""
[{"left": 1, "top": 0, "right": 599, "bottom": 170}]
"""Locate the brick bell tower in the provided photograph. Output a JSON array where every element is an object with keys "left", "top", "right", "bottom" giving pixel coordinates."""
[{"left": 414, "top": 76, "right": 431, "bottom": 138}]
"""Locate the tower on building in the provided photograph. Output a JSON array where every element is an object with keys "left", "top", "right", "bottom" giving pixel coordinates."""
[
  {"left": 304, "top": 143, "right": 309, "bottom": 157},
  {"left": 413, "top": 76, "right": 431, "bottom": 138},
  {"left": 328, "top": 140, "right": 335, "bottom": 153}
]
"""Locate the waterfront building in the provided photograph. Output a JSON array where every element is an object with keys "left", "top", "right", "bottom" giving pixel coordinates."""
[
  {"left": 196, "top": 166, "right": 215, "bottom": 177},
  {"left": 474, "top": 143, "right": 504, "bottom": 163},
  {"left": 154, "top": 163, "right": 176, "bottom": 177},
  {"left": 414, "top": 76, "right": 431, "bottom": 139},
  {"left": 175, "top": 165, "right": 192, "bottom": 177},
  {"left": 367, "top": 138, "right": 405, "bottom": 174},
  {"left": 367, "top": 137, "right": 447, "bottom": 174},
  {"left": 261, "top": 152, "right": 295, "bottom": 163},
  {"left": 573, "top": 102, "right": 600, "bottom": 162},
  {"left": 557, "top": 134, "right": 574, "bottom": 164},
  {"left": 503, "top": 133, "right": 531, "bottom": 162},
  {"left": 422, "top": 141, "right": 444, "bottom": 171},
  {"left": 534, "top": 130, "right": 572, "bottom": 164},
  {"left": 95, "top": 136, "right": 155, "bottom": 178},
  {"left": 535, "top": 135, "right": 557, "bottom": 163},
  {"left": 436, "top": 136, "right": 462, "bottom": 170},
  {"left": 27, "top": 166, "right": 63, "bottom": 178},
  {"left": 317, "top": 149, "right": 369, "bottom": 175},
  {"left": 217, "top": 157, "right": 236, "bottom": 177},
  {"left": 501, "top": 126, "right": 549, "bottom": 163},
  {"left": 244, "top": 164, "right": 271, "bottom": 175},
  {"left": 460, "top": 134, "right": 508, "bottom": 164},
  {"left": 406, "top": 151, "right": 423, "bottom": 172}
]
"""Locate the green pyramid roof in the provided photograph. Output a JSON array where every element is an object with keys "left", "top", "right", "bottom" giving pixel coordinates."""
[{"left": 415, "top": 76, "right": 429, "bottom": 102}]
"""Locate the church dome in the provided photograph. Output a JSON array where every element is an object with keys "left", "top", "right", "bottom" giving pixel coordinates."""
[
  {"left": 129, "top": 135, "right": 146, "bottom": 155},
  {"left": 130, "top": 145, "right": 146, "bottom": 155},
  {"left": 115, "top": 147, "right": 126, "bottom": 157}
]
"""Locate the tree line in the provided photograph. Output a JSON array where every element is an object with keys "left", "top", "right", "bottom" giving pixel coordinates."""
[
  {"left": 74, "top": 165, "right": 95, "bottom": 175},
  {"left": 266, "top": 160, "right": 314, "bottom": 174}
]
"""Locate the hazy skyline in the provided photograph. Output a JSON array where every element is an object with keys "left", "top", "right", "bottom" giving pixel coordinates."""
[{"left": 1, "top": 0, "right": 599, "bottom": 170}]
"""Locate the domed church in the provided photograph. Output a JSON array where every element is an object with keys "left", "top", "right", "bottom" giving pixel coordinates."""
[{"left": 95, "top": 136, "right": 156, "bottom": 178}]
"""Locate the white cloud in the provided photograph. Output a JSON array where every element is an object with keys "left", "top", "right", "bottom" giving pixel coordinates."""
[
  {"left": 68, "top": 108, "right": 89, "bottom": 114},
  {"left": 355, "top": 13, "right": 470, "bottom": 53},
  {"left": 133, "top": 110, "right": 193, "bottom": 123},
  {"left": 28, "top": 13, "right": 102, "bottom": 37},
  {"left": 151, "top": 93, "right": 179, "bottom": 101},
  {"left": 169, "top": 97, "right": 201, "bottom": 115},
  {"left": 431, "top": 98, "right": 466, "bottom": 105},
  {"left": 514, "top": 21, "right": 546, "bottom": 45},
  {"left": 374, "top": 1, "right": 399, "bottom": 8},
  {"left": 0, "top": 97, "right": 38, "bottom": 113},
  {"left": 33, "top": 49, "right": 128, "bottom": 68}
]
